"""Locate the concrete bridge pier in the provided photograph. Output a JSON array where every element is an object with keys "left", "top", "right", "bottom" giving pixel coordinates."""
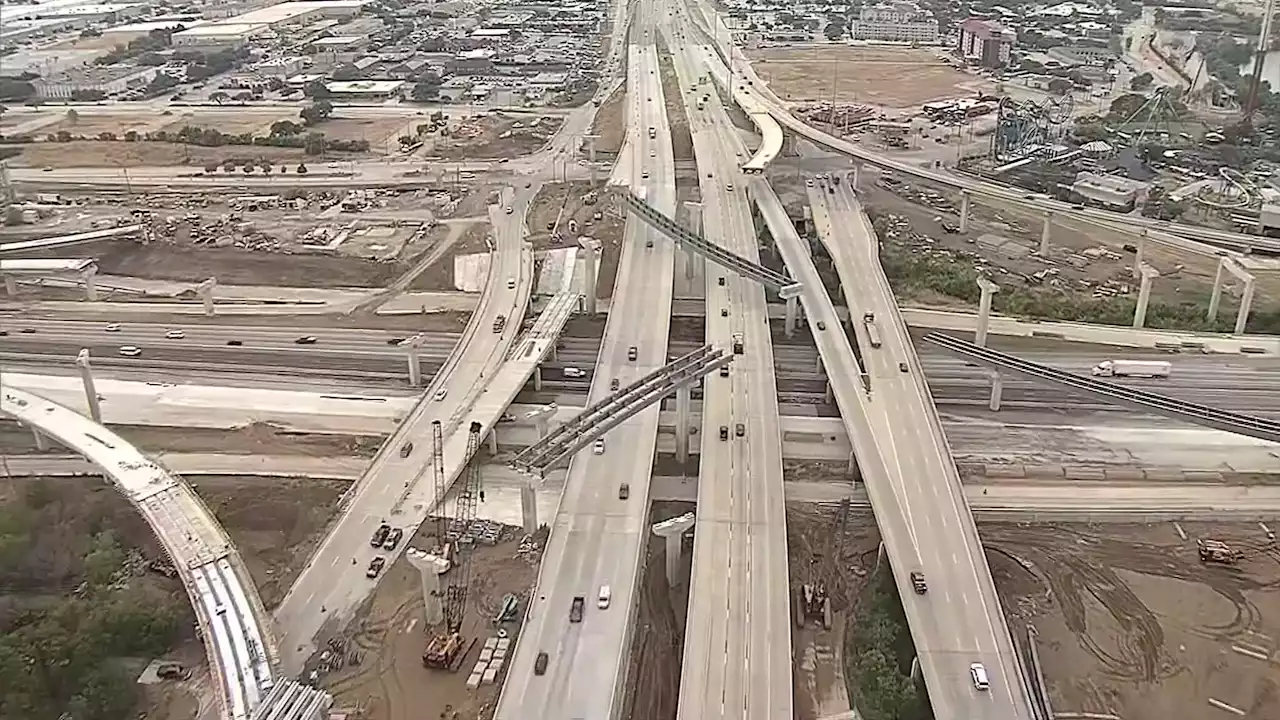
[
  {"left": 1133, "top": 230, "right": 1148, "bottom": 279},
  {"left": 75, "top": 349, "right": 102, "bottom": 423},
  {"left": 519, "top": 480, "right": 538, "bottom": 534},
  {"left": 975, "top": 277, "right": 999, "bottom": 347},
  {"left": 30, "top": 426, "right": 46, "bottom": 451},
  {"left": 406, "top": 342, "right": 422, "bottom": 386},
  {"left": 533, "top": 366, "right": 543, "bottom": 392},
  {"left": 784, "top": 295, "right": 799, "bottom": 337},
  {"left": 958, "top": 190, "right": 971, "bottom": 234},
  {"left": 988, "top": 371, "right": 1004, "bottom": 412},
  {"left": 81, "top": 265, "right": 97, "bottom": 301},
  {"left": 405, "top": 549, "right": 450, "bottom": 626},
  {"left": 196, "top": 278, "right": 217, "bottom": 316},
  {"left": 652, "top": 512, "right": 695, "bottom": 586},
  {"left": 1133, "top": 264, "right": 1159, "bottom": 329},
  {"left": 3, "top": 276, "right": 15, "bottom": 295},
  {"left": 1039, "top": 211, "right": 1053, "bottom": 255},
  {"left": 579, "top": 237, "right": 600, "bottom": 314},
  {"left": 488, "top": 428, "right": 499, "bottom": 455},
  {"left": 674, "top": 385, "right": 692, "bottom": 464}
]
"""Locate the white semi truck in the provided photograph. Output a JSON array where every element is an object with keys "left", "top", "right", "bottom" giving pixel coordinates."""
[{"left": 1091, "top": 359, "right": 1172, "bottom": 378}]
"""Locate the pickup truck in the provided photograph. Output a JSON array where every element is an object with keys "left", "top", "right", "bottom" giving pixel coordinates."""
[{"left": 570, "top": 596, "right": 585, "bottom": 623}]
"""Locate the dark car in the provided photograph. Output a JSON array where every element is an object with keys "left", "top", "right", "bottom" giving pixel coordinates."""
[
  {"left": 371, "top": 523, "right": 391, "bottom": 547},
  {"left": 898, "top": 362, "right": 909, "bottom": 373},
  {"left": 719, "top": 425, "right": 729, "bottom": 441},
  {"left": 735, "top": 423, "right": 745, "bottom": 437},
  {"left": 618, "top": 483, "right": 630, "bottom": 500},
  {"left": 18, "top": 328, "right": 35, "bottom": 334},
  {"left": 400, "top": 442, "right": 413, "bottom": 457},
  {"left": 295, "top": 336, "right": 318, "bottom": 345},
  {"left": 910, "top": 571, "right": 927, "bottom": 594},
  {"left": 383, "top": 528, "right": 404, "bottom": 551},
  {"left": 366, "top": 557, "right": 386, "bottom": 578},
  {"left": 627, "top": 346, "right": 637, "bottom": 361},
  {"left": 387, "top": 337, "right": 404, "bottom": 345},
  {"left": 535, "top": 652, "right": 549, "bottom": 675}
]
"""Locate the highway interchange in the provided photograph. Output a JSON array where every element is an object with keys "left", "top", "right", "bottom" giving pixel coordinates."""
[{"left": 5, "top": 0, "right": 1280, "bottom": 717}]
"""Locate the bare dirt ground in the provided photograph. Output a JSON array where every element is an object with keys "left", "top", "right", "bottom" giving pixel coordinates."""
[
  {"left": 195, "top": 475, "right": 348, "bottom": 608},
  {"left": 526, "top": 181, "right": 621, "bottom": 252},
  {"left": 747, "top": 45, "right": 988, "bottom": 108},
  {"left": 0, "top": 421, "right": 381, "bottom": 457},
  {"left": 788, "top": 505, "right": 883, "bottom": 720},
  {"left": 314, "top": 117, "right": 412, "bottom": 154},
  {"left": 430, "top": 115, "right": 562, "bottom": 161},
  {"left": 658, "top": 49, "right": 695, "bottom": 161},
  {"left": 91, "top": 237, "right": 404, "bottom": 288},
  {"left": 624, "top": 501, "right": 693, "bottom": 720},
  {"left": 50, "top": 112, "right": 174, "bottom": 137},
  {"left": 987, "top": 521, "right": 1280, "bottom": 720},
  {"left": 163, "top": 112, "right": 285, "bottom": 137},
  {"left": 592, "top": 85, "right": 627, "bottom": 155},
  {"left": 49, "top": 32, "right": 146, "bottom": 51},
  {"left": 322, "top": 525, "right": 543, "bottom": 720},
  {"left": 9, "top": 140, "right": 316, "bottom": 168},
  {"left": 405, "top": 220, "right": 491, "bottom": 292}
]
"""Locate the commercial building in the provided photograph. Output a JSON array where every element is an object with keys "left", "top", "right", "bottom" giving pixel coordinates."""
[
  {"left": 323, "top": 79, "right": 404, "bottom": 98},
  {"left": 36, "top": 64, "right": 160, "bottom": 98},
  {"left": 173, "top": 0, "right": 368, "bottom": 47},
  {"left": 957, "top": 18, "right": 1015, "bottom": 68},
  {"left": 851, "top": 3, "right": 939, "bottom": 44},
  {"left": 1070, "top": 172, "right": 1148, "bottom": 210}
]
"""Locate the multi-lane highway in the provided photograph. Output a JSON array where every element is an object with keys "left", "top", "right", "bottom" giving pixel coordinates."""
[
  {"left": 667, "top": 5, "right": 793, "bottom": 717},
  {"left": 271, "top": 192, "right": 535, "bottom": 674},
  {"left": 495, "top": 8, "right": 678, "bottom": 717},
  {"left": 811, "top": 180, "right": 1030, "bottom": 719}
]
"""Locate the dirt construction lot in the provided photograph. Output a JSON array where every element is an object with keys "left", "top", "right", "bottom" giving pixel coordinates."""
[
  {"left": 314, "top": 117, "right": 411, "bottom": 154},
  {"left": 10, "top": 140, "right": 312, "bottom": 168},
  {"left": 322, "top": 525, "right": 542, "bottom": 720},
  {"left": 989, "top": 521, "right": 1280, "bottom": 719},
  {"left": 747, "top": 45, "right": 987, "bottom": 108}
]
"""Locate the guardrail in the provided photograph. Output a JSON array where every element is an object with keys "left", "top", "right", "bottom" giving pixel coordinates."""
[{"left": 923, "top": 332, "right": 1280, "bottom": 442}]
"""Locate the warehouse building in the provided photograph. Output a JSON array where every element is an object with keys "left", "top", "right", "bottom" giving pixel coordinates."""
[
  {"left": 1070, "top": 172, "right": 1148, "bottom": 211},
  {"left": 173, "top": 0, "right": 368, "bottom": 47}
]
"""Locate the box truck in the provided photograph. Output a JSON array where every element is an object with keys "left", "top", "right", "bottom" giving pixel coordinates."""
[{"left": 1091, "top": 359, "right": 1172, "bottom": 378}]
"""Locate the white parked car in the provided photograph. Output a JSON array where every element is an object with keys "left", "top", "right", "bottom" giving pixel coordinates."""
[
  {"left": 118, "top": 346, "right": 142, "bottom": 357},
  {"left": 563, "top": 367, "right": 586, "bottom": 378}
]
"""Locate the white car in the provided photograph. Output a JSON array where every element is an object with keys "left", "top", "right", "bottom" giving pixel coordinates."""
[
  {"left": 597, "top": 585, "right": 612, "bottom": 609},
  {"left": 593, "top": 438, "right": 606, "bottom": 455},
  {"left": 165, "top": 329, "right": 185, "bottom": 339},
  {"left": 118, "top": 346, "right": 142, "bottom": 357},
  {"left": 563, "top": 367, "right": 585, "bottom": 378},
  {"left": 433, "top": 388, "right": 448, "bottom": 401},
  {"left": 104, "top": 323, "right": 122, "bottom": 332},
  {"left": 507, "top": 277, "right": 516, "bottom": 289}
]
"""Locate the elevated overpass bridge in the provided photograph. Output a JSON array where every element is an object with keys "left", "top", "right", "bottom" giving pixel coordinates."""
[{"left": 0, "top": 386, "right": 331, "bottom": 720}]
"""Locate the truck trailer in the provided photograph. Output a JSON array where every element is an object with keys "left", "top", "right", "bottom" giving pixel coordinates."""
[{"left": 1091, "top": 359, "right": 1172, "bottom": 378}]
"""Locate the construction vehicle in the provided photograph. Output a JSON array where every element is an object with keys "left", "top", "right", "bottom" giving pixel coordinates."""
[
  {"left": 732, "top": 333, "right": 744, "bottom": 354},
  {"left": 422, "top": 632, "right": 464, "bottom": 669},
  {"left": 910, "top": 571, "right": 927, "bottom": 594},
  {"left": 795, "top": 583, "right": 832, "bottom": 630},
  {"left": 570, "top": 596, "right": 585, "bottom": 623},
  {"left": 424, "top": 421, "right": 485, "bottom": 669},
  {"left": 1198, "top": 538, "right": 1237, "bottom": 564}
]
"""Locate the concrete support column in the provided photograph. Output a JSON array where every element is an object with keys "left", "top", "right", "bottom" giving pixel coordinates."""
[
  {"left": 910, "top": 655, "right": 921, "bottom": 682},
  {"left": 851, "top": 162, "right": 861, "bottom": 190},
  {"left": 816, "top": 355, "right": 824, "bottom": 375},
  {"left": 520, "top": 481, "right": 538, "bottom": 534},
  {"left": 674, "top": 385, "right": 692, "bottom": 463},
  {"left": 652, "top": 512, "right": 695, "bottom": 587},
  {"left": 548, "top": 344, "right": 557, "bottom": 362},
  {"left": 874, "top": 541, "right": 885, "bottom": 573},
  {"left": 825, "top": 381, "right": 834, "bottom": 404},
  {"left": 579, "top": 238, "right": 599, "bottom": 315},
  {"left": 1133, "top": 230, "right": 1147, "bottom": 280},
  {"left": 958, "top": 190, "right": 971, "bottom": 234},
  {"left": 1039, "top": 211, "right": 1053, "bottom": 255},
  {"left": 31, "top": 427, "right": 46, "bottom": 451},
  {"left": 405, "top": 549, "right": 450, "bottom": 626},
  {"left": 533, "top": 366, "right": 543, "bottom": 392},
  {"left": 988, "top": 371, "right": 1003, "bottom": 412},
  {"left": 584, "top": 134, "right": 599, "bottom": 164},
  {"left": 407, "top": 344, "right": 422, "bottom": 386},
  {"left": 487, "top": 428, "right": 498, "bottom": 455},
  {"left": 1133, "top": 264, "right": 1158, "bottom": 329},
  {"left": 1235, "top": 277, "right": 1256, "bottom": 334},
  {"left": 2, "top": 276, "right": 15, "bottom": 295},
  {"left": 684, "top": 201, "right": 704, "bottom": 283},
  {"left": 74, "top": 349, "right": 102, "bottom": 423},
  {"left": 1208, "top": 257, "right": 1226, "bottom": 321},
  {"left": 847, "top": 451, "right": 858, "bottom": 478},
  {"left": 784, "top": 295, "right": 799, "bottom": 337},
  {"left": 81, "top": 266, "right": 97, "bottom": 301},
  {"left": 975, "top": 277, "right": 999, "bottom": 347},
  {"left": 534, "top": 415, "right": 550, "bottom": 439},
  {"left": 196, "top": 277, "right": 217, "bottom": 316}
]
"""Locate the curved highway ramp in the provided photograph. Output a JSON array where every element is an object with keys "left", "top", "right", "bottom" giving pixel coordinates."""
[{"left": 0, "top": 385, "right": 331, "bottom": 720}]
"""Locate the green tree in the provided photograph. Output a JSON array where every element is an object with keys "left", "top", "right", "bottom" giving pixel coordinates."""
[
  {"left": 299, "top": 99, "right": 333, "bottom": 126},
  {"left": 1130, "top": 71, "right": 1154, "bottom": 90}
]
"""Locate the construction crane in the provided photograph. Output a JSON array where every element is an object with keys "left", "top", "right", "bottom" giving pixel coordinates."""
[{"left": 424, "top": 420, "right": 484, "bottom": 670}]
